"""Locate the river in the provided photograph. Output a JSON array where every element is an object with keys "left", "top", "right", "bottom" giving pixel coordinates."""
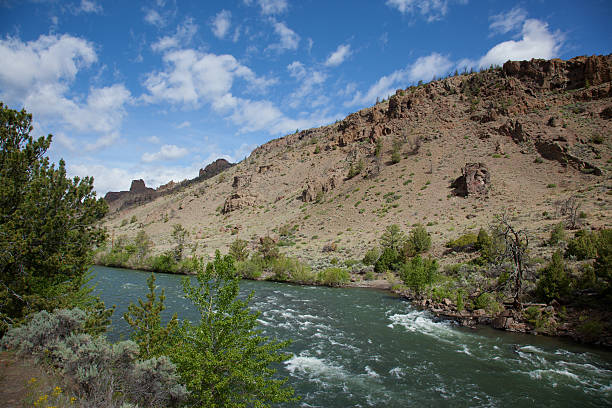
[{"left": 91, "top": 265, "right": 612, "bottom": 407}]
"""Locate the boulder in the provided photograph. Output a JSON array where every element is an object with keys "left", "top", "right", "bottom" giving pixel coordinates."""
[
  {"left": 451, "top": 163, "right": 490, "bottom": 197},
  {"left": 492, "top": 316, "right": 514, "bottom": 330},
  {"left": 222, "top": 191, "right": 258, "bottom": 214},
  {"left": 232, "top": 174, "right": 251, "bottom": 189},
  {"left": 498, "top": 119, "right": 529, "bottom": 143}
]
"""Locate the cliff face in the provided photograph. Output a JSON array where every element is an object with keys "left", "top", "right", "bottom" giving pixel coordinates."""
[{"left": 103, "top": 55, "right": 611, "bottom": 264}]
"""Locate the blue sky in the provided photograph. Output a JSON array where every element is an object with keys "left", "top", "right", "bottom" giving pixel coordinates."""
[{"left": 1, "top": 0, "right": 610, "bottom": 194}]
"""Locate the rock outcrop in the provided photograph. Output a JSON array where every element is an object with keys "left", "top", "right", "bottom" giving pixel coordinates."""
[
  {"left": 301, "top": 174, "right": 342, "bottom": 202},
  {"left": 451, "top": 163, "right": 490, "bottom": 197},
  {"left": 232, "top": 174, "right": 251, "bottom": 189},
  {"left": 199, "top": 158, "right": 233, "bottom": 179},
  {"left": 222, "top": 191, "right": 258, "bottom": 214}
]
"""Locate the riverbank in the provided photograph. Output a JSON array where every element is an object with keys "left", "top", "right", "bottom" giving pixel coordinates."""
[{"left": 95, "top": 260, "right": 612, "bottom": 348}]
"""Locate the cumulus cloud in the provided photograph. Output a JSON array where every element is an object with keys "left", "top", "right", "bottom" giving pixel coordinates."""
[
  {"left": 408, "top": 52, "right": 453, "bottom": 81},
  {"left": 489, "top": 7, "right": 528, "bottom": 35},
  {"left": 0, "top": 34, "right": 131, "bottom": 152},
  {"left": 478, "top": 19, "right": 562, "bottom": 68},
  {"left": 287, "top": 61, "right": 327, "bottom": 108},
  {"left": 147, "top": 135, "right": 161, "bottom": 143},
  {"left": 325, "top": 44, "right": 352, "bottom": 67},
  {"left": 75, "top": 0, "right": 102, "bottom": 14},
  {"left": 152, "top": 18, "right": 198, "bottom": 52},
  {"left": 386, "top": 0, "right": 466, "bottom": 22},
  {"left": 142, "top": 144, "right": 189, "bottom": 163},
  {"left": 267, "top": 21, "right": 300, "bottom": 52},
  {"left": 211, "top": 10, "right": 231, "bottom": 39}
]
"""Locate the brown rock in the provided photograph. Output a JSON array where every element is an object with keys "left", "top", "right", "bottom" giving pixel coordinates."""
[
  {"left": 600, "top": 106, "right": 612, "bottom": 120},
  {"left": 451, "top": 163, "right": 491, "bottom": 197},
  {"left": 199, "top": 158, "right": 233, "bottom": 179},
  {"left": 232, "top": 174, "right": 251, "bottom": 189},
  {"left": 301, "top": 174, "right": 342, "bottom": 202},
  {"left": 498, "top": 119, "right": 529, "bottom": 143},
  {"left": 492, "top": 316, "right": 514, "bottom": 330},
  {"left": 222, "top": 191, "right": 258, "bottom": 214}
]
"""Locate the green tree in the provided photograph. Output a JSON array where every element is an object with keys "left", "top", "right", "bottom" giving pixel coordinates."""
[
  {"left": 171, "top": 223, "right": 189, "bottom": 261},
  {"left": 0, "top": 103, "right": 108, "bottom": 332},
  {"left": 258, "top": 236, "right": 280, "bottom": 263},
  {"left": 380, "top": 224, "right": 406, "bottom": 252},
  {"left": 168, "top": 251, "right": 296, "bottom": 407},
  {"left": 229, "top": 238, "right": 249, "bottom": 261},
  {"left": 399, "top": 255, "right": 438, "bottom": 295},
  {"left": 124, "top": 273, "right": 179, "bottom": 359},
  {"left": 404, "top": 224, "right": 431, "bottom": 257},
  {"left": 536, "top": 250, "right": 571, "bottom": 302},
  {"left": 134, "top": 229, "right": 153, "bottom": 266}
]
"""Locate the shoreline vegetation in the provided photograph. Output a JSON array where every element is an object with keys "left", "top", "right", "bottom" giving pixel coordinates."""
[{"left": 95, "top": 220, "right": 612, "bottom": 348}]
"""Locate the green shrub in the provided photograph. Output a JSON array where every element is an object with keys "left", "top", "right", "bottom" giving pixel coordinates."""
[
  {"left": 548, "top": 222, "right": 566, "bottom": 246},
  {"left": 445, "top": 233, "right": 477, "bottom": 250},
  {"left": 536, "top": 250, "right": 571, "bottom": 302},
  {"left": 148, "top": 252, "right": 177, "bottom": 273},
  {"left": 235, "top": 259, "right": 264, "bottom": 279},
  {"left": 258, "top": 236, "right": 280, "bottom": 263},
  {"left": 229, "top": 238, "right": 249, "bottom": 261},
  {"left": 566, "top": 230, "right": 597, "bottom": 260},
  {"left": 364, "top": 270, "right": 375, "bottom": 281},
  {"left": 475, "top": 228, "right": 491, "bottom": 250},
  {"left": 347, "top": 159, "right": 364, "bottom": 179},
  {"left": 404, "top": 224, "right": 431, "bottom": 256},
  {"left": 473, "top": 292, "right": 492, "bottom": 310},
  {"left": 270, "top": 257, "right": 315, "bottom": 284},
  {"left": 577, "top": 319, "right": 603, "bottom": 342},
  {"left": 362, "top": 247, "right": 381, "bottom": 265},
  {"left": 317, "top": 267, "right": 350, "bottom": 287},
  {"left": 456, "top": 291, "right": 465, "bottom": 311},
  {"left": 374, "top": 247, "right": 401, "bottom": 273},
  {"left": 399, "top": 255, "right": 438, "bottom": 295},
  {"left": 594, "top": 229, "right": 612, "bottom": 292}
]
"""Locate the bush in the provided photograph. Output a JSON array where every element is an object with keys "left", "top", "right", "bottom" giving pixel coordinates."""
[
  {"left": 347, "top": 159, "right": 364, "bottom": 179},
  {"left": 445, "top": 233, "right": 477, "bottom": 251},
  {"left": 362, "top": 247, "right": 381, "bottom": 265},
  {"left": 548, "top": 222, "right": 566, "bottom": 246},
  {"left": 565, "top": 230, "right": 597, "bottom": 260},
  {"left": 404, "top": 224, "right": 431, "bottom": 256},
  {"left": 148, "top": 252, "right": 177, "bottom": 273},
  {"left": 374, "top": 247, "right": 401, "bottom": 273},
  {"left": 259, "top": 236, "right": 280, "bottom": 263},
  {"left": 270, "top": 257, "right": 315, "bottom": 284},
  {"left": 536, "top": 250, "right": 571, "bottom": 302},
  {"left": 229, "top": 238, "right": 249, "bottom": 261},
  {"left": 317, "top": 267, "right": 350, "bottom": 287},
  {"left": 235, "top": 259, "right": 264, "bottom": 279},
  {"left": 399, "top": 256, "right": 438, "bottom": 295},
  {"left": 473, "top": 292, "right": 492, "bottom": 310},
  {"left": 475, "top": 228, "right": 491, "bottom": 251}
]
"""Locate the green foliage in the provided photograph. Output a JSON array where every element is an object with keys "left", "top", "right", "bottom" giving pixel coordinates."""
[
  {"left": 124, "top": 273, "right": 179, "bottom": 359},
  {"left": 347, "top": 158, "right": 364, "bottom": 179},
  {"left": 548, "top": 222, "right": 566, "bottom": 246},
  {"left": 594, "top": 229, "right": 612, "bottom": 293},
  {"left": 171, "top": 224, "right": 189, "bottom": 261},
  {"left": 1, "top": 308, "right": 187, "bottom": 407},
  {"left": 168, "top": 252, "right": 296, "bottom": 407},
  {"left": 475, "top": 228, "right": 491, "bottom": 251},
  {"left": 134, "top": 229, "right": 153, "bottom": 265},
  {"left": 362, "top": 247, "right": 381, "bottom": 265},
  {"left": 258, "top": 236, "right": 281, "bottom": 263},
  {"left": 399, "top": 256, "right": 438, "bottom": 295},
  {"left": 404, "top": 224, "right": 431, "bottom": 256},
  {"left": 473, "top": 292, "right": 492, "bottom": 310},
  {"left": 565, "top": 230, "right": 598, "bottom": 260},
  {"left": 374, "top": 247, "right": 401, "bottom": 273},
  {"left": 374, "top": 138, "right": 383, "bottom": 157},
  {"left": 445, "top": 233, "right": 477, "bottom": 250},
  {"left": 148, "top": 252, "right": 177, "bottom": 273},
  {"left": 270, "top": 257, "right": 315, "bottom": 284},
  {"left": 0, "top": 103, "right": 108, "bottom": 332},
  {"left": 391, "top": 138, "right": 402, "bottom": 164},
  {"left": 456, "top": 291, "right": 465, "bottom": 311},
  {"left": 536, "top": 250, "right": 571, "bottom": 302},
  {"left": 317, "top": 267, "right": 350, "bottom": 286},
  {"left": 577, "top": 318, "right": 604, "bottom": 342},
  {"left": 235, "top": 259, "right": 264, "bottom": 279},
  {"left": 229, "top": 238, "right": 250, "bottom": 261},
  {"left": 380, "top": 224, "right": 407, "bottom": 252}
]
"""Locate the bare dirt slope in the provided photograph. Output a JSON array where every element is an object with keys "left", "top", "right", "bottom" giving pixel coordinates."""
[{"left": 103, "top": 55, "right": 612, "bottom": 266}]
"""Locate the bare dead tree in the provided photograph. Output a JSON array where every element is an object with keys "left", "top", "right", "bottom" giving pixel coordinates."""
[
  {"left": 494, "top": 214, "right": 529, "bottom": 310},
  {"left": 554, "top": 196, "right": 581, "bottom": 229}
]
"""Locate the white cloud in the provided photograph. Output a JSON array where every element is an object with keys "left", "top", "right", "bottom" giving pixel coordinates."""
[
  {"left": 176, "top": 121, "right": 191, "bottom": 129},
  {"left": 143, "top": 48, "right": 275, "bottom": 107},
  {"left": 152, "top": 18, "right": 198, "bottom": 52},
  {"left": 287, "top": 61, "right": 327, "bottom": 108},
  {"left": 75, "top": 0, "right": 102, "bottom": 14},
  {"left": 147, "top": 135, "right": 161, "bottom": 143},
  {"left": 478, "top": 19, "right": 562, "bottom": 68},
  {"left": 144, "top": 9, "right": 166, "bottom": 27},
  {"left": 0, "top": 34, "right": 131, "bottom": 152},
  {"left": 325, "top": 44, "right": 352, "bottom": 67},
  {"left": 408, "top": 52, "right": 453, "bottom": 81},
  {"left": 347, "top": 52, "right": 451, "bottom": 107},
  {"left": 211, "top": 10, "right": 232, "bottom": 39},
  {"left": 142, "top": 144, "right": 189, "bottom": 163},
  {"left": 386, "top": 0, "right": 466, "bottom": 22},
  {"left": 247, "top": 0, "right": 288, "bottom": 15},
  {"left": 489, "top": 7, "right": 528, "bottom": 35},
  {"left": 267, "top": 21, "right": 299, "bottom": 52}
]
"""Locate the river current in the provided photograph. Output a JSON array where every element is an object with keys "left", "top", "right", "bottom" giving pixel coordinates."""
[{"left": 91, "top": 266, "right": 611, "bottom": 407}]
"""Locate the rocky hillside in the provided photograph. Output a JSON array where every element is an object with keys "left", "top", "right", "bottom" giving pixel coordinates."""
[{"left": 102, "top": 55, "right": 612, "bottom": 265}]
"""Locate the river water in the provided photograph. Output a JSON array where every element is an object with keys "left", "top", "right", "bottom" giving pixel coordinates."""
[{"left": 91, "top": 266, "right": 611, "bottom": 407}]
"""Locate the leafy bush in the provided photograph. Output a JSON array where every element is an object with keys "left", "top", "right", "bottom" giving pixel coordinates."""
[
  {"left": 445, "top": 233, "right": 477, "bottom": 251},
  {"left": 404, "top": 224, "right": 431, "bottom": 256},
  {"left": 347, "top": 158, "right": 364, "bottom": 179},
  {"left": 536, "top": 250, "right": 571, "bottom": 302},
  {"left": 472, "top": 292, "right": 492, "bottom": 310},
  {"left": 380, "top": 224, "right": 407, "bottom": 252},
  {"left": 362, "top": 247, "right": 381, "bottom": 265},
  {"left": 374, "top": 247, "right": 401, "bottom": 273},
  {"left": 270, "top": 257, "right": 315, "bottom": 284},
  {"left": 148, "top": 252, "right": 177, "bottom": 273},
  {"left": 317, "top": 267, "right": 350, "bottom": 287},
  {"left": 235, "top": 259, "right": 264, "bottom": 279},
  {"left": 259, "top": 236, "right": 281, "bottom": 263},
  {"left": 229, "top": 238, "right": 249, "bottom": 261},
  {"left": 548, "top": 222, "right": 566, "bottom": 246},
  {"left": 399, "top": 256, "right": 438, "bottom": 295},
  {"left": 565, "top": 230, "right": 598, "bottom": 260},
  {"left": 475, "top": 228, "right": 491, "bottom": 251}
]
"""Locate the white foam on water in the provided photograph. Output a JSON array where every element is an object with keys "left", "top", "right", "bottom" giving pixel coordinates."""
[
  {"left": 389, "top": 367, "right": 403, "bottom": 378},
  {"left": 364, "top": 366, "right": 380, "bottom": 378},
  {"left": 285, "top": 355, "right": 346, "bottom": 380},
  {"left": 528, "top": 368, "right": 581, "bottom": 382},
  {"left": 457, "top": 344, "right": 472, "bottom": 356},
  {"left": 387, "top": 309, "right": 460, "bottom": 344},
  {"left": 121, "top": 283, "right": 138, "bottom": 289}
]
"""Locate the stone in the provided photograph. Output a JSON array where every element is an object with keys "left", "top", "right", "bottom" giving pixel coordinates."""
[
  {"left": 492, "top": 316, "right": 514, "bottom": 330},
  {"left": 199, "top": 158, "right": 233, "bottom": 179},
  {"left": 301, "top": 174, "right": 342, "bottom": 202},
  {"left": 232, "top": 174, "right": 251, "bottom": 189},
  {"left": 222, "top": 191, "right": 258, "bottom": 214},
  {"left": 451, "top": 163, "right": 491, "bottom": 197}
]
